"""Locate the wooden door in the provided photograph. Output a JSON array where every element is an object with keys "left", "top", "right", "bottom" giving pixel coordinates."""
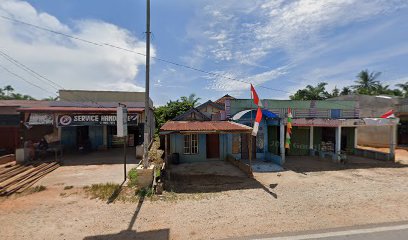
[
  {"left": 241, "top": 133, "right": 249, "bottom": 159},
  {"left": 206, "top": 134, "right": 220, "bottom": 159}
]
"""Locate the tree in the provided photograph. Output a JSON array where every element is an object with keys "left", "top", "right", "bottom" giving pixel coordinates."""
[
  {"left": 396, "top": 82, "right": 408, "bottom": 97},
  {"left": 352, "top": 70, "right": 381, "bottom": 95},
  {"left": 290, "top": 82, "right": 330, "bottom": 100},
  {"left": 0, "top": 85, "right": 35, "bottom": 100},
  {"left": 3, "top": 85, "right": 14, "bottom": 96},
  {"left": 330, "top": 86, "right": 340, "bottom": 98},
  {"left": 154, "top": 94, "right": 201, "bottom": 130},
  {"left": 180, "top": 93, "right": 201, "bottom": 107},
  {"left": 340, "top": 86, "right": 352, "bottom": 96}
]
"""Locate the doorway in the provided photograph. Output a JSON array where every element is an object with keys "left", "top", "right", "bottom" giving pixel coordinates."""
[
  {"left": 241, "top": 134, "right": 256, "bottom": 159},
  {"left": 206, "top": 134, "right": 220, "bottom": 159}
]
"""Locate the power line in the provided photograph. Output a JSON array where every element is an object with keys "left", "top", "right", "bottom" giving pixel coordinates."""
[
  {"left": 0, "top": 15, "right": 290, "bottom": 94},
  {"left": 0, "top": 15, "right": 357, "bottom": 109},
  {"left": 0, "top": 63, "right": 57, "bottom": 97}
]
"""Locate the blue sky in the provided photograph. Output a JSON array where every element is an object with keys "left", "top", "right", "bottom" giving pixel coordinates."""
[{"left": 1, "top": 0, "right": 408, "bottom": 105}]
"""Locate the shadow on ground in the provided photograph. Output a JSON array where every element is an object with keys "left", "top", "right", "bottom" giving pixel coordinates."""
[
  {"left": 61, "top": 148, "right": 139, "bottom": 166},
  {"left": 164, "top": 161, "right": 278, "bottom": 198},
  {"left": 84, "top": 195, "right": 170, "bottom": 240},
  {"left": 283, "top": 155, "right": 408, "bottom": 174}
]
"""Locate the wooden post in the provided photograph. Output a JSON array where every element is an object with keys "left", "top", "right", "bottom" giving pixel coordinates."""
[
  {"left": 389, "top": 124, "right": 397, "bottom": 162},
  {"left": 164, "top": 134, "right": 169, "bottom": 165},
  {"left": 248, "top": 133, "right": 252, "bottom": 172}
]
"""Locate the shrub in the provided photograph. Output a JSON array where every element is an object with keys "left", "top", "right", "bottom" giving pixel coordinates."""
[{"left": 128, "top": 168, "right": 138, "bottom": 187}]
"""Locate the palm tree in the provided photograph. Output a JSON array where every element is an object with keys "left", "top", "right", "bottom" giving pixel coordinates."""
[
  {"left": 340, "top": 86, "right": 352, "bottom": 96},
  {"left": 352, "top": 70, "right": 381, "bottom": 95},
  {"left": 375, "top": 83, "right": 392, "bottom": 95},
  {"left": 396, "top": 82, "right": 408, "bottom": 97},
  {"left": 290, "top": 82, "right": 330, "bottom": 100},
  {"left": 180, "top": 93, "right": 201, "bottom": 107}
]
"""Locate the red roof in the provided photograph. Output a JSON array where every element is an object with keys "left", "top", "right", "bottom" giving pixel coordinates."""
[
  {"left": 17, "top": 107, "right": 144, "bottom": 113},
  {"left": 160, "top": 121, "right": 252, "bottom": 133}
]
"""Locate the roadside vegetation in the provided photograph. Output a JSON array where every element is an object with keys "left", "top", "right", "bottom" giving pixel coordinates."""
[{"left": 290, "top": 70, "right": 408, "bottom": 100}]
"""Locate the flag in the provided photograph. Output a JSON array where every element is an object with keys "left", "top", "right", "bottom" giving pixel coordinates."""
[
  {"left": 250, "top": 84, "right": 263, "bottom": 107},
  {"left": 252, "top": 107, "right": 263, "bottom": 136},
  {"left": 380, "top": 109, "right": 395, "bottom": 119},
  {"left": 285, "top": 107, "right": 292, "bottom": 149}
]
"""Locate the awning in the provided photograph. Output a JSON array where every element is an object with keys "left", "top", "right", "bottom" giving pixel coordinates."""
[{"left": 232, "top": 109, "right": 279, "bottom": 120}]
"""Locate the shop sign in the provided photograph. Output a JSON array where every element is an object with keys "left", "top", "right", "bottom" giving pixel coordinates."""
[
  {"left": 29, "top": 113, "right": 54, "bottom": 125},
  {"left": 57, "top": 114, "right": 138, "bottom": 126}
]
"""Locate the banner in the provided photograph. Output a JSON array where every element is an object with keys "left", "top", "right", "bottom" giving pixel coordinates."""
[{"left": 57, "top": 114, "right": 138, "bottom": 126}]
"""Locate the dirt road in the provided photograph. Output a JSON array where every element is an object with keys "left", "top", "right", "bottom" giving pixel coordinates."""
[{"left": 1, "top": 158, "right": 407, "bottom": 240}]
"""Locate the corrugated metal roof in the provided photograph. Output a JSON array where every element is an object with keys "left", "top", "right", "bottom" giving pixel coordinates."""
[
  {"left": 17, "top": 107, "right": 144, "bottom": 113},
  {"left": 0, "top": 100, "right": 51, "bottom": 107},
  {"left": 160, "top": 121, "right": 252, "bottom": 132}
]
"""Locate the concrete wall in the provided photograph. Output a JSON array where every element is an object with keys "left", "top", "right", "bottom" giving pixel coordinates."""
[
  {"left": 59, "top": 90, "right": 153, "bottom": 107},
  {"left": 169, "top": 133, "right": 229, "bottom": 163},
  {"left": 329, "top": 95, "right": 398, "bottom": 147}
]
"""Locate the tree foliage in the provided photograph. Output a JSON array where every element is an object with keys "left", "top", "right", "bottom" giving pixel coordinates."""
[
  {"left": 154, "top": 94, "right": 201, "bottom": 130},
  {"left": 0, "top": 85, "right": 35, "bottom": 100},
  {"left": 290, "top": 70, "right": 406, "bottom": 100}
]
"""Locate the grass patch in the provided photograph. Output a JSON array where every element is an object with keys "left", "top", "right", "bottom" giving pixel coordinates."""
[
  {"left": 84, "top": 183, "right": 139, "bottom": 203},
  {"left": 64, "top": 185, "right": 74, "bottom": 190},
  {"left": 137, "top": 187, "right": 153, "bottom": 198},
  {"left": 85, "top": 183, "right": 120, "bottom": 201},
  {"left": 28, "top": 185, "right": 46, "bottom": 193},
  {"left": 128, "top": 168, "right": 138, "bottom": 187}
]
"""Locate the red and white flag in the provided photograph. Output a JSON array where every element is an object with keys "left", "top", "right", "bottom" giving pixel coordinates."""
[
  {"left": 380, "top": 109, "right": 395, "bottom": 118},
  {"left": 250, "top": 84, "right": 263, "bottom": 107},
  {"left": 252, "top": 107, "right": 263, "bottom": 136}
]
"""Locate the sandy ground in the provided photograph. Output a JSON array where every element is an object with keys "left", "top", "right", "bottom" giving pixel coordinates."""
[
  {"left": 1, "top": 155, "right": 407, "bottom": 240},
  {"left": 35, "top": 148, "right": 139, "bottom": 187}
]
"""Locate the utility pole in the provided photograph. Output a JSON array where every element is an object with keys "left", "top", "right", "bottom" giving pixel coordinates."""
[{"left": 143, "top": 0, "right": 151, "bottom": 169}]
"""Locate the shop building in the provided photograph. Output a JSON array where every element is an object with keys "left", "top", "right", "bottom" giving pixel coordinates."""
[{"left": 0, "top": 90, "right": 154, "bottom": 156}]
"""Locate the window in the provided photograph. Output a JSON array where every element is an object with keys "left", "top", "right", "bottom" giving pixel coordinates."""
[{"left": 184, "top": 134, "right": 199, "bottom": 154}]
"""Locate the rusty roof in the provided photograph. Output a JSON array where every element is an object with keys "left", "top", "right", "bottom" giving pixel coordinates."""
[
  {"left": 160, "top": 121, "right": 252, "bottom": 133},
  {"left": 17, "top": 107, "right": 144, "bottom": 113}
]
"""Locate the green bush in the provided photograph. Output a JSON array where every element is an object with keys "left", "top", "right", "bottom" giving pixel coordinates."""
[
  {"left": 128, "top": 168, "right": 138, "bottom": 187},
  {"left": 137, "top": 187, "right": 153, "bottom": 198}
]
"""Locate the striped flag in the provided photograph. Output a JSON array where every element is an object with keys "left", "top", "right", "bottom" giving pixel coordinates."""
[
  {"left": 285, "top": 107, "right": 292, "bottom": 149},
  {"left": 252, "top": 107, "right": 263, "bottom": 136},
  {"left": 380, "top": 109, "right": 395, "bottom": 118},
  {"left": 250, "top": 84, "right": 263, "bottom": 107}
]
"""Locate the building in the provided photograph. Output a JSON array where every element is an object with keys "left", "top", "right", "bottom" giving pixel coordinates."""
[
  {"left": 160, "top": 96, "right": 399, "bottom": 168},
  {"left": 228, "top": 98, "right": 398, "bottom": 163},
  {"left": 328, "top": 95, "right": 398, "bottom": 147},
  {"left": 0, "top": 90, "right": 154, "bottom": 156}
]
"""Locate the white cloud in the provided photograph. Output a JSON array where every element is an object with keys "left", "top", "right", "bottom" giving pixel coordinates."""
[
  {"left": 0, "top": 0, "right": 152, "bottom": 99},
  {"left": 186, "top": 0, "right": 408, "bottom": 94},
  {"left": 207, "top": 66, "right": 288, "bottom": 92}
]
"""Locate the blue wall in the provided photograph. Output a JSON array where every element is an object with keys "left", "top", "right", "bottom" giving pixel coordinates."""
[
  {"left": 170, "top": 133, "right": 229, "bottom": 163},
  {"left": 89, "top": 126, "right": 104, "bottom": 150},
  {"left": 61, "top": 127, "right": 76, "bottom": 150}
]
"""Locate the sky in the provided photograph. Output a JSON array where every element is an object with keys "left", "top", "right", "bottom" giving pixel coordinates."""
[{"left": 1, "top": 0, "right": 408, "bottom": 106}]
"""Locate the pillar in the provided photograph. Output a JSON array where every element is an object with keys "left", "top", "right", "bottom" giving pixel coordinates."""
[
  {"left": 335, "top": 126, "right": 342, "bottom": 162},
  {"left": 279, "top": 121, "right": 285, "bottom": 164},
  {"left": 309, "top": 126, "right": 314, "bottom": 156},
  {"left": 389, "top": 124, "right": 397, "bottom": 161},
  {"left": 354, "top": 127, "right": 358, "bottom": 148}
]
